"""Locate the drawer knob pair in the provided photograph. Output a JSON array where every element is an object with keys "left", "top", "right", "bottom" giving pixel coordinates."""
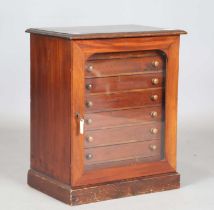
[
  {"left": 151, "top": 94, "right": 158, "bottom": 101},
  {"left": 149, "top": 144, "right": 157, "bottom": 151},
  {"left": 151, "top": 128, "right": 158, "bottom": 134},
  {"left": 86, "top": 153, "right": 93, "bottom": 160},
  {"left": 152, "top": 60, "right": 159, "bottom": 67}
]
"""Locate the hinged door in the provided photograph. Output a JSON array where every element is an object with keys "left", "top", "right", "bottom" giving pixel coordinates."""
[{"left": 71, "top": 36, "right": 180, "bottom": 187}]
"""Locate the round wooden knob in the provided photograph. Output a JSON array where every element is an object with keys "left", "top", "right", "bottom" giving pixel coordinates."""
[
  {"left": 86, "top": 101, "right": 93, "bottom": 108},
  {"left": 86, "top": 153, "right": 93, "bottom": 160},
  {"left": 151, "top": 94, "right": 158, "bottom": 101},
  {"left": 150, "top": 128, "right": 158, "bottom": 134},
  {"left": 87, "top": 65, "right": 93, "bottom": 72},
  {"left": 150, "top": 111, "right": 158, "bottom": 118},
  {"left": 149, "top": 144, "right": 157, "bottom": 151},
  {"left": 86, "top": 118, "right": 92, "bottom": 125},
  {"left": 86, "top": 136, "right": 93, "bottom": 143},
  {"left": 152, "top": 60, "right": 159, "bottom": 67},
  {"left": 152, "top": 78, "right": 159, "bottom": 85},
  {"left": 86, "top": 83, "right": 92, "bottom": 90}
]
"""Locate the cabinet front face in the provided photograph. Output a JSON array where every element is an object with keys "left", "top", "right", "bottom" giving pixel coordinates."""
[
  {"left": 71, "top": 37, "right": 179, "bottom": 186},
  {"left": 84, "top": 51, "right": 165, "bottom": 171}
]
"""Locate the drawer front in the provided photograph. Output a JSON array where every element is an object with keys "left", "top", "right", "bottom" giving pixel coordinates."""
[
  {"left": 85, "top": 88, "right": 164, "bottom": 112},
  {"left": 84, "top": 122, "right": 162, "bottom": 148},
  {"left": 85, "top": 54, "right": 163, "bottom": 78},
  {"left": 85, "top": 139, "right": 161, "bottom": 165},
  {"left": 85, "top": 106, "right": 163, "bottom": 130},
  {"left": 82, "top": 50, "right": 166, "bottom": 177},
  {"left": 85, "top": 154, "right": 161, "bottom": 170},
  {"left": 85, "top": 73, "right": 164, "bottom": 93}
]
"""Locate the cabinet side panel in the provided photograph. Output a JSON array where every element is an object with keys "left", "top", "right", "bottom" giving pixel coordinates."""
[{"left": 30, "top": 34, "right": 71, "bottom": 184}]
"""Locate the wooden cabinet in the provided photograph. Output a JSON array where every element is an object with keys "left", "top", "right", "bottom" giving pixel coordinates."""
[{"left": 26, "top": 25, "right": 186, "bottom": 205}]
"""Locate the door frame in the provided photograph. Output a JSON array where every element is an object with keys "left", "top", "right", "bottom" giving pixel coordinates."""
[{"left": 70, "top": 36, "right": 180, "bottom": 187}]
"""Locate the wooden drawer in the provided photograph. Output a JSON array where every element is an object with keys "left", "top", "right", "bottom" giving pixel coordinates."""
[
  {"left": 85, "top": 139, "right": 161, "bottom": 165},
  {"left": 85, "top": 53, "right": 163, "bottom": 78},
  {"left": 85, "top": 72, "right": 164, "bottom": 93},
  {"left": 85, "top": 154, "right": 161, "bottom": 171},
  {"left": 84, "top": 122, "right": 162, "bottom": 148},
  {"left": 85, "top": 106, "right": 163, "bottom": 130},
  {"left": 85, "top": 88, "right": 164, "bottom": 112}
]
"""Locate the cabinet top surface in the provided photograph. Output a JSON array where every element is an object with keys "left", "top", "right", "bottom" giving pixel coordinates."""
[{"left": 26, "top": 25, "right": 187, "bottom": 40}]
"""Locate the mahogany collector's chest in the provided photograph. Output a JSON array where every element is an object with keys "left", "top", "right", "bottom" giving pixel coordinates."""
[{"left": 26, "top": 25, "right": 186, "bottom": 205}]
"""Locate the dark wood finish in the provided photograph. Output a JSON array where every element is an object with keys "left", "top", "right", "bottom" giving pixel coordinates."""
[
  {"left": 88, "top": 50, "right": 163, "bottom": 60},
  {"left": 71, "top": 36, "right": 177, "bottom": 186},
  {"left": 85, "top": 106, "right": 163, "bottom": 130},
  {"left": 28, "top": 169, "right": 180, "bottom": 206},
  {"left": 85, "top": 52, "right": 163, "bottom": 78},
  {"left": 85, "top": 139, "right": 161, "bottom": 165},
  {"left": 28, "top": 169, "right": 72, "bottom": 204},
  {"left": 84, "top": 122, "right": 162, "bottom": 148},
  {"left": 86, "top": 88, "right": 164, "bottom": 112},
  {"left": 26, "top": 25, "right": 187, "bottom": 40},
  {"left": 73, "top": 36, "right": 177, "bottom": 54},
  {"left": 27, "top": 25, "right": 186, "bottom": 205},
  {"left": 72, "top": 172, "right": 180, "bottom": 205},
  {"left": 30, "top": 34, "right": 71, "bottom": 184},
  {"left": 85, "top": 155, "right": 162, "bottom": 171},
  {"left": 86, "top": 73, "right": 164, "bottom": 93}
]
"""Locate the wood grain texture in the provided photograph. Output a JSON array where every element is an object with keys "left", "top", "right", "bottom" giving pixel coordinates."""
[
  {"left": 71, "top": 36, "right": 178, "bottom": 186},
  {"left": 74, "top": 36, "right": 178, "bottom": 55},
  {"left": 70, "top": 41, "right": 85, "bottom": 186},
  {"left": 85, "top": 88, "right": 164, "bottom": 112},
  {"left": 164, "top": 37, "right": 180, "bottom": 169},
  {"left": 28, "top": 169, "right": 72, "bottom": 204},
  {"left": 71, "top": 172, "right": 180, "bottom": 205},
  {"left": 88, "top": 50, "right": 164, "bottom": 60},
  {"left": 85, "top": 53, "right": 163, "bottom": 78},
  {"left": 85, "top": 73, "right": 164, "bottom": 93},
  {"left": 30, "top": 34, "right": 71, "bottom": 184},
  {"left": 28, "top": 169, "right": 180, "bottom": 206},
  {"left": 27, "top": 27, "right": 186, "bottom": 205},
  {"left": 84, "top": 122, "right": 162, "bottom": 148},
  {"left": 85, "top": 139, "right": 161, "bottom": 166},
  {"left": 85, "top": 155, "right": 162, "bottom": 171},
  {"left": 84, "top": 106, "right": 163, "bottom": 130}
]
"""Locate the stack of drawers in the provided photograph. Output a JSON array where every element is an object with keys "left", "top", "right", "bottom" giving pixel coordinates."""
[
  {"left": 27, "top": 25, "right": 185, "bottom": 204},
  {"left": 84, "top": 51, "right": 165, "bottom": 170}
]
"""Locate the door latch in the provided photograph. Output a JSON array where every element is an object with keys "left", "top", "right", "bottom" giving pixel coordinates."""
[{"left": 76, "top": 112, "right": 84, "bottom": 135}]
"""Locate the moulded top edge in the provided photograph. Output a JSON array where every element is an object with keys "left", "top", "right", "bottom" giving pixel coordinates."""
[{"left": 26, "top": 24, "right": 187, "bottom": 40}]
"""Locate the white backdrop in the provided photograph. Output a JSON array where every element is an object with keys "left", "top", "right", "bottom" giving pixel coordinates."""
[
  {"left": 0, "top": 0, "right": 213, "bottom": 126},
  {"left": 0, "top": 0, "right": 214, "bottom": 209}
]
